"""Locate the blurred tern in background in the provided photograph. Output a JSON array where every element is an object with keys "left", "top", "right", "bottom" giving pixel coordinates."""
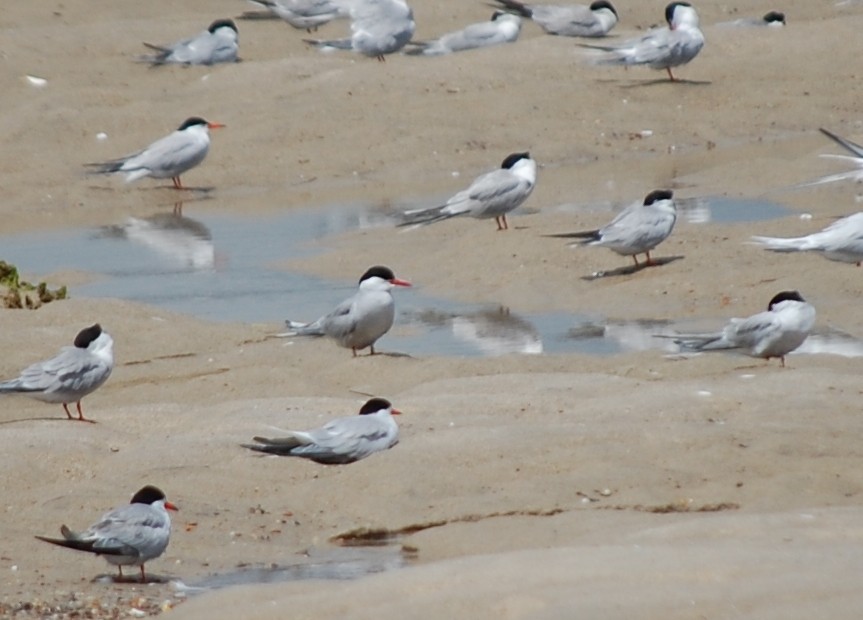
[
  {"left": 138, "top": 19, "right": 239, "bottom": 66},
  {"left": 85, "top": 117, "right": 224, "bottom": 189},
  {"left": 547, "top": 189, "right": 677, "bottom": 267},
  {"left": 751, "top": 212, "right": 863, "bottom": 266},
  {"left": 242, "top": 397, "right": 400, "bottom": 463},
  {"left": 400, "top": 152, "right": 536, "bottom": 231},
  {"left": 239, "top": 0, "right": 348, "bottom": 32},
  {"left": 36, "top": 486, "right": 178, "bottom": 582},
  {"left": 797, "top": 127, "right": 863, "bottom": 187},
  {"left": 0, "top": 324, "right": 113, "bottom": 422},
  {"left": 716, "top": 10, "right": 785, "bottom": 28},
  {"left": 667, "top": 291, "right": 816, "bottom": 367},
  {"left": 406, "top": 12, "right": 521, "bottom": 56},
  {"left": 304, "top": 0, "right": 415, "bottom": 60},
  {"left": 581, "top": 2, "right": 704, "bottom": 81},
  {"left": 282, "top": 266, "right": 411, "bottom": 356},
  {"left": 491, "top": 0, "right": 617, "bottom": 37}
]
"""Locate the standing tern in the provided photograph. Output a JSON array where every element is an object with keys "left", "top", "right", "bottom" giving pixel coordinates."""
[
  {"left": 139, "top": 19, "right": 239, "bottom": 66},
  {"left": 547, "top": 189, "right": 677, "bottom": 267},
  {"left": 242, "top": 397, "right": 400, "bottom": 464},
  {"left": 85, "top": 117, "right": 225, "bottom": 190},
  {"left": 304, "top": 0, "right": 415, "bottom": 60},
  {"left": 406, "top": 12, "right": 522, "bottom": 56},
  {"left": 282, "top": 265, "right": 411, "bottom": 356},
  {"left": 582, "top": 2, "right": 704, "bottom": 82},
  {"left": 35, "top": 485, "right": 178, "bottom": 582},
  {"left": 669, "top": 291, "right": 816, "bottom": 367},
  {"left": 751, "top": 212, "right": 863, "bottom": 266},
  {"left": 239, "top": 0, "right": 348, "bottom": 32},
  {"left": 491, "top": 0, "right": 618, "bottom": 37},
  {"left": 400, "top": 152, "right": 537, "bottom": 230},
  {"left": 0, "top": 324, "right": 113, "bottom": 422}
]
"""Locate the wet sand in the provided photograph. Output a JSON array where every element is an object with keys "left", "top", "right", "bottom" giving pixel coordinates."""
[{"left": 3, "top": 0, "right": 863, "bottom": 617}]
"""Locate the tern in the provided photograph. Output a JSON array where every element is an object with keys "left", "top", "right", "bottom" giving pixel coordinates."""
[
  {"left": 139, "top": 19, "right": 239, "bottom": 66},
  {"left": 491, "top": 0, "right": 618, "bottom": 37},
  {"left": 303, "top": 0, "right": 415, "bottom": 60}
]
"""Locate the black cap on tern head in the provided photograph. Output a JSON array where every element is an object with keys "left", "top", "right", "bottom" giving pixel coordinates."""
[
  {"left": 73, "top": 324, "right": 103, "bottom": 349},
  {"left": 643, "top": 189, "right": 674, "bottom": 206},
  {"left": 665, "top": 2, "right": 692, "bottom": 25},
  {"left": 130, "top": 485, "right": 167, "bottom": 505},
  {"left": 178, "top": 117, "right": 209, "bottom": 131},
  {"left": 768, "top": 290, "right": 805, "bottom": 311},
  {"left": 501, "top": 152, "right": 531, "bottom": 169},
  {"left": 491, "top": 10, "right": 507, "bottom": 21},
  {"left": 763, "top": 11, "right": 785, "bottom": 25},
  {"left": 359, "top": 265, "right": 396, "bottom": 284},
  {"left": 358, "top": 397, "right": 393, "bottom": 415},
  {"left": 590, "top": 0, "right": 618, "bottom": 17},
  {"left": 208, "top": 19, "right": 238, "bottom": 34}
]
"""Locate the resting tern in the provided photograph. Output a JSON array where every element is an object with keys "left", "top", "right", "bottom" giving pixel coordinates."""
[
  {"left": 547, "top": 189, "right": 677, "bottom": 267},
  {"left": 283, "top": 265, "right": 411, "bottom": 356},
  {"left": 400, "top": 152, "right": 536, "bottom": 231},
  {"left": 304, "top": 0, "right": 415, "bottom": 60},
  {"left": 35, "top": 485, "right": 178, "bottom": 582},
  {"left": 139, "top": 19, "right": 239, "bottom": 66},
  {"left": 670, "top": 291, "right": 816, "bottom": 367},
  {"left": 0, "top": 324, "right": 113, "bottom": 422},
  {"left": 85, "top": 117, "right": 224, "bottom": 189},
  {"left": 240, "top": 0, "right": 348, "bottom": 32},
  {"left": 406, "top": 12, "right": 521, "bottom": 56},
  {"left": 798, "top": 127, "right": 863, "bottom": 187},
  {"left": 751, "top": 212, "right": 863, "bottom": 266},
  {"left": 242, "top": 397, "right": 400, "bottom": 464},
  {"left": 716, "top": 11, "right": 785, "bottom": 28},
  {"left": 491, "top": 0, "right": 618, "bottom": 37},
  {"left": 582, "top": 2, "right": 704, "bottom": 81}
]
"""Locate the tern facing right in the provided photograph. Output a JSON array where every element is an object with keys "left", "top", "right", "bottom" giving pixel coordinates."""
[
  {"left": 547, "top": 189, "right": 677, "bottom": 267},
  {"left": 400, "top": 152, "right": 536, "bottom": 230},
  {"left": 670, "top": 291, "right": 816, "bottom": 367},
  {"left": 491, "top": 0, "right": 618, "bottom": 38},
  {"left": 242, "top": 397, "right": 400, "bottom": 464},
  {"left": 0, "top": 324, "right": 113, "bottom": 422},
  {"left": 139, "top": 19, "right": 239, "bottom": 66},
  {"left": 304, "top": 0, "right": 415, "bottom": 60},
  {"left": 406, "top": 12, "right": 521, "bottom": 56},
  {"left": 85, "top": 117, "right": 224, "bottom": 190},
  {"left": 35, "top": 485, "right": 178, "bottom": 582},
  {"left": 751, "top": 212, "right": 863, "bottom": 266},
  {"left": 583, "top": 2, "right": 704, "bottom": 81},
  {"left": 283, "top": 265, "right": 411, "bottom": 356}
]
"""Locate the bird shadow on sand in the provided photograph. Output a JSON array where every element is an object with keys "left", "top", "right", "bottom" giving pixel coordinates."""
[
  {"left": 581, "top": 255, "right": 684, "bottom": 281},
  {"left": 366, "top": 351, "right": 414, "bottom": 359},
  {"left": 93, "top": 572, "right": 172, "bottom": 584},
  {"left": 0, "top": 416, "right": 96, "bottom": 426},
  {"left": 620, "top": 78, "right": 712, "bottom": 88}
]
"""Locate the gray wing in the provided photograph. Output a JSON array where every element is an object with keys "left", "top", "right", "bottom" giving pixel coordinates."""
[
  {"left": 599, "top": 204, "right": 675, "bottom": 249},
  {"left": 122, "top": 131, "right": 206, "bottom": 177},
  {"left": 443, "top": 169, "right": 526, "bottom": 218},
  {"left": 319, "top": 295, "right": 360, "bottom": 340},
  {"left": 81, "top": 504, "right": 169, "bottom": 558},
  {"left": 2, "top": 347, "right": 103, "bottom": 394},
  {"left": 298, "top": 415, "right": 395, "bottom": 463}
]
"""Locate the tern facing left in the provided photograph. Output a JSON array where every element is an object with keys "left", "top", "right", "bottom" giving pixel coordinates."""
[
  {"left": 139, "top": 19, "right": 239, "bottom": 66},
  {"left": 242, "top": 397, "right": 400, "bottom": 464},
  {"left": 491, "top": 0, "right": 618, "bottom": 38},
  {"left": 583, "top": 2, "right": 704, "bottom": 82},
  {"left": 670, "top": 291, "right": 816, "bottom": 367},
  {"left": 547, "top": 189, "right": 677, "bottom": 267},
  {"left": 400, "top": 152, "right": 536, "bottom": 230},
  {"left": 241, "top": 0, "right": 348, "bottom": 31},
  {"left": 304, "top": 0, "right": 415, "bottom": 61},
  {"left": 35, "top": 485, "right": 178, "bottom": 582},
  {"left": 0, "top": 324, "right": 113, "bottom": 422},
  {"left": 85, "top": 117, "right": 224, "bottom": 189},
  {"left": 406, "top": 12, "right": 521, "bottom": 56},
  {"left": 283, "top": 265, "right": 412, "bottom": 356},
  {"left": 751, "top": 212, "right": 863, "bottom": 266}
]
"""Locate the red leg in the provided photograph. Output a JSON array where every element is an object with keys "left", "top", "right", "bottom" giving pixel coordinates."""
[
  {"left": 501, "top": 215, "right": 509, "bottom": 230},
  {"left": 645, "top": 251, "right": 655, "bottom": 266},
  {"left": 369, "top": 345, "right": 377, "bottom": 356},
  {"left": 140, "top": 565, "right": 147, "bottom": 583},
  {"left": 172, "top": 176, "right": 185, "bottom": 190},
  {"left": 351, "top": 348, "right": 358, "bottom": 357},
  {"left": 62, "top": 403, "right": 74, "bottom": 420},
  {"left": 118, "top": 566, "right": 124, "bottom": 580},
  {"left": 631, "top": 255, "right": 640, "bottom": 267},
  {"left": 666, "top": 67, "right": 676, "bottom": 82}
]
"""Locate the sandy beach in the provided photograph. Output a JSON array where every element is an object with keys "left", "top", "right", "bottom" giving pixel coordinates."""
[{"left": 3, "top": 0, "right": 863, "bottom": 617}]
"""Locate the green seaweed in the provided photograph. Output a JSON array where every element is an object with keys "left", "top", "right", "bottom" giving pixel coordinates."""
[{"left": 0, "top": 260, "right": 68, "bottom": 309}]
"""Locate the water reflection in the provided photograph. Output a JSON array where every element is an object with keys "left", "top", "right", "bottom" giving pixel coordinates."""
[
  {"left": 98, "top": 210, "right": 215, "bottom": 271},
  {"left": 178, "top": 545, "right": 410, "bottom": 593},
  {"left": 404, "top": 305, "right": 543, "bottom": 356}
]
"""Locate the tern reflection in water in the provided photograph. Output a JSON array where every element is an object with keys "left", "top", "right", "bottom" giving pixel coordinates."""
[
  {"left": 99, "top": 208, "right": 216, "bottom": 271},
  {"left": 406, "top": 306, "right": 543, "bottom": 356}
]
